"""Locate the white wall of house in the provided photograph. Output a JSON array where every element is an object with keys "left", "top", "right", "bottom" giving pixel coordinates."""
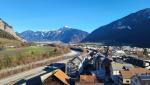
[
  {"left": 123, "top": 78, "right": 131, "bottom": 85},
  {"left": 113, "top": 70, "right": 120, "bottom": 75}
]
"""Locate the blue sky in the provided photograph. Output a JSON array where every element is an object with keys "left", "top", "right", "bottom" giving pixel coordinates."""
[{"left": 0, "top": 0, "right": 150, "bottom": 33}]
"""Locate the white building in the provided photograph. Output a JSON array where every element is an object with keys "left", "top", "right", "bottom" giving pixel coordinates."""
[{"left": 110, "top": 62, "right": 134, "bottom": 84}]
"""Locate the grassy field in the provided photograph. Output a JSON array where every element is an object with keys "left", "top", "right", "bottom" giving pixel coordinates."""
[
  {"left": 0, "top": 38, "right": 23, "bottom": 48},
  {"left": 0, "top": 45, "right": 69, "bottom": 70}
]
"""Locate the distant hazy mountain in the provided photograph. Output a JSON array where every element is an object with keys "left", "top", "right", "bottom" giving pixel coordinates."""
[
  {"left": 83, "top": 8, "right": 150, "bottom": 47},
  {"left": 19, "top": 26, "right": 89, "bottom": 43}
]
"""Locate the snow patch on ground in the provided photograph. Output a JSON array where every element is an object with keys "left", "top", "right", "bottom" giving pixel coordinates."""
[{"left": 117, "top": 25, "right": 132, "bottom": 30}]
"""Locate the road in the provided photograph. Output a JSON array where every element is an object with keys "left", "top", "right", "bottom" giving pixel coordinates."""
[{"left": 0, "top": 50, "right": 79, "bottom": 85}]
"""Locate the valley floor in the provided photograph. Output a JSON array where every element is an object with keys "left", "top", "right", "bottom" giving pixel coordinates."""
[
  {"left": 0, "top": 50, "right": 79, "bottom": 85},
  {"left": 0, "top": 44, "right": 70, "bottom": 79}
]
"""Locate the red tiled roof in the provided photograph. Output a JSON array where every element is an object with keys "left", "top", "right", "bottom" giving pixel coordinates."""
[
  {"left": 120, "top": 68, "right": 150, "bottom": 79},
  {"left": 80, "top": 75, "right": 96, "bottom": 83}
]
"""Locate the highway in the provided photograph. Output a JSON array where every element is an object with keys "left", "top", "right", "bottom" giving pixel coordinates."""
[{"left": 0, "top": 50, "right": 79, "bottom": 85}]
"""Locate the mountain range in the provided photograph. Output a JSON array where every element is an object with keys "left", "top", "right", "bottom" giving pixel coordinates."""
[
  {"left": 83, "top": 8, "right": 150, "bottom": 47},
  {"left": 2, "top": 8, "right": 150, "bottom": 46},
  {"left": 19, "top": 26, "right": 89, "bottom": 43}
]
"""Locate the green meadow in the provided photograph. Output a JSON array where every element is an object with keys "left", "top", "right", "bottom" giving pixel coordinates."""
[{"left": 0, "top": 45, "right": 69, "bottom": 70}]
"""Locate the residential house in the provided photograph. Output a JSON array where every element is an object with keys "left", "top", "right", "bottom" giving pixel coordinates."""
[{"left": 120, "top": 68, "right": 150, "bottom": 85}]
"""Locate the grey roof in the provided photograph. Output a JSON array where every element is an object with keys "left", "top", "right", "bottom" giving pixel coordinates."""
[{"left": 140, "top": 75, "right": 150, "bottom": 80}]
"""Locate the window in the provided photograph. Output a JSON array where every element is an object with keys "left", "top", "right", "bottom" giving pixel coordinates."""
[{"left": 126, "top": 80, "right": 129, "bottom": 83}]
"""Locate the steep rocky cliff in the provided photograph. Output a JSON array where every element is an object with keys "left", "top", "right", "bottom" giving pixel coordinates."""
[{"left": 0, "top": 18, "right": 24, "bottom": 42}]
